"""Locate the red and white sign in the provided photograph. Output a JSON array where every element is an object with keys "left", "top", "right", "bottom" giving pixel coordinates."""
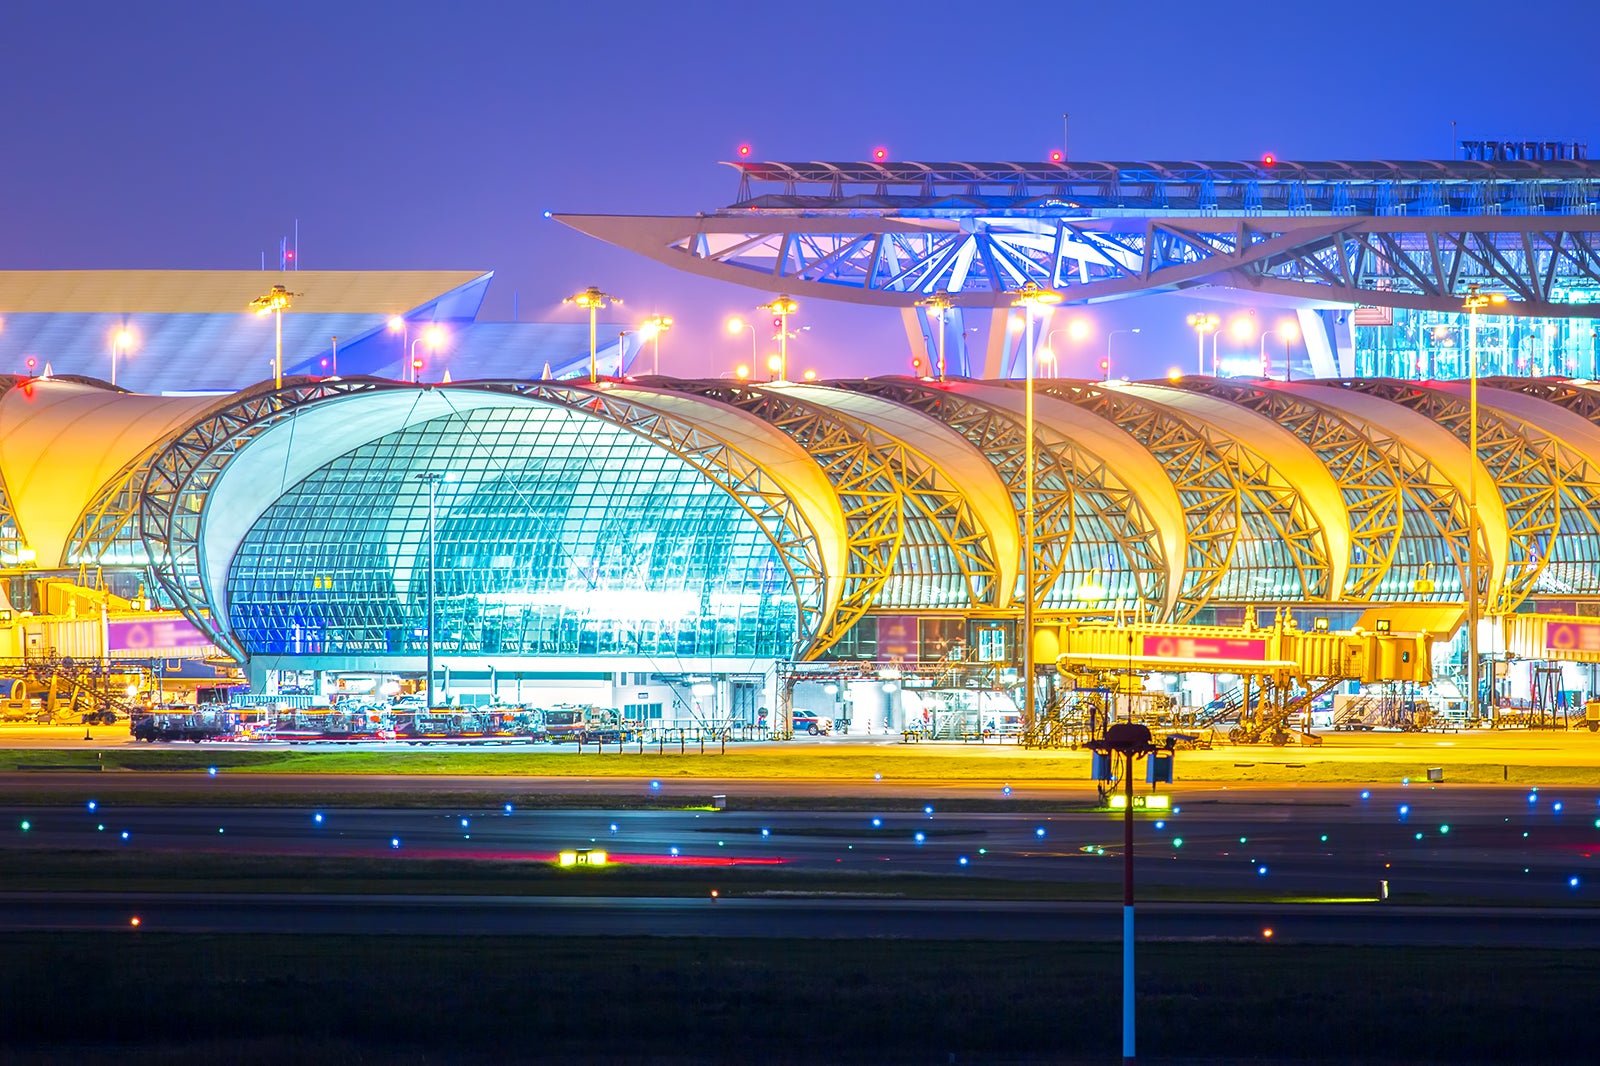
[
  {"left": 1544, "top": 620, "right": 1600, "bottom": 654},
  {"left": 1141, "top": 635, "right": 1268, "bottom": 661},
  {"left": 106, "top": 616, "right": 216, "bottom": 658}
]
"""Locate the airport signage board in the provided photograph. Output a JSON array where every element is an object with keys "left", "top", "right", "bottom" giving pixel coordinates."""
[
  {"left": 1140, "top": 635, "right": 1268, "bottom": 661},
  {"left": 1543, "top": 620, "right": 1600, "bottom": 654},
  {"left": 106, "top": 616, "right": 216, "bottom": 658}
]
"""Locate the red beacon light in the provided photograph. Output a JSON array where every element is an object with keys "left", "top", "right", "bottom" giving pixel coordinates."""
[
  {"left": 1262, "top": 152, "right": 1276, "bottom": 166},
  {"left": 873, "top": 147, "right": 888, "bottom": 161},
  {"left": 1050, "top": 150, "right": 1064, "bottom": 163},
  {"left": 737, "top": 143, "right": 751, "bottom": 157}
]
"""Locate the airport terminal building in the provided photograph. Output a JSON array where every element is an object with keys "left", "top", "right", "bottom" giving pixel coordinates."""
[{"left": 5, "top": 271, "right": 1600, "bottom": 728}]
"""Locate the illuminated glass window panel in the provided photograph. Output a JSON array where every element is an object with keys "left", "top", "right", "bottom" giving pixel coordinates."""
[{"left": 227, "top": 407, "right": 800, "bottom": 658}]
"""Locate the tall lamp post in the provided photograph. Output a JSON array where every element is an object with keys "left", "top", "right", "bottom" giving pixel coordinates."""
[
  {"left": 915, "top": 293, "right": 954, "bottom": 381},
  {"left": 727, "top": 316, "right": 758, "bottom": 376},
  {"left": 1106, "top": 328, "right": 1141, "bottom": 381},
  {"left": 1011, "top": 281, "right": 1062, "bottom": 731},
  {"left": 1260, "top": 320, "right": 1300, "bottom": 380},
  {"left": 111, "top": 328, "right": 135, "bottom": 388},
  {"left": 249, "top": 284, "right": 300, "bottom": 389},
  {"left": 757, "top": 295, "right": 799, "bottom": 381},
  {"left": 639, "top": 315, "right": 673, "bottom": 375},
  {"left": 1087, "top": 723, "right": 1174, "bottom": 1066},
  {"left": 409, "top": 325, "right": 446, "bottom": 384},
  {"left": 564, "top": 286, "right": 621, "bottom": 384},
  {"left": 1185, "top": 313, "right": 1218, "bottom": 376},
  {"left": 413, "top": 472, "right": 442, "bottom": 710},
  {"left": 1463, "top": 282, "right": 1506, "bottom": 720}
]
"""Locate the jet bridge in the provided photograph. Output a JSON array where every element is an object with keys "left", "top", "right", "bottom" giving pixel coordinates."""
[{"left": 1042, "top": 616, "right": 1433, "bottom": 745}]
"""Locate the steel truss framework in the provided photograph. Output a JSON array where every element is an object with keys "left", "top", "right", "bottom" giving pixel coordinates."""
[
  {"left": 670, "top": 381, "right": 999, "bottom": 654},
  {"left": 838, "top": 378, "right": 1166, "bottom": 614},
  {"left": 1337, "top": 380, "right": 1600, "bottom": 609},
  {"left": 1032, "top": 382, "right": 1331, "bottom": 619},
  {"left": 558, "top": 160, "right": 1600, "bottom": 315},
  {"left": 1173, "top": 379, "right": 1476, "bottom": 602},
  {"left": 78, "top": 378, "right": 831, "bottom": 661},
  {"left": 39, "top": 373, "right": 1600, "bottom": 669}
]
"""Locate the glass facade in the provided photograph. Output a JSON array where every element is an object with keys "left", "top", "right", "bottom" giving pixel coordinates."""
[{"left": 226, "top": 407, "right": 801, "bottom": 658}]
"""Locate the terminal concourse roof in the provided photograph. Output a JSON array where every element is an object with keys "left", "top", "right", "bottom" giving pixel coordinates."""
[{"left": 11, "top": 372, "right": 1600, "bottom": 662}]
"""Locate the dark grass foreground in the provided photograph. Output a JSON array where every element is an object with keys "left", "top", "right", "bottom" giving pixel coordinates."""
[{"left": 0, "top": 934, "right": 1589, "bottom": 1064}]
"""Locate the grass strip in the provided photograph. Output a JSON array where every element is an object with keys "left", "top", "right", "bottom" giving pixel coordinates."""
[
  {"left": 0, "top": 933, "right": 1593, "bottom": 1064},
  {"left": 8, "top": 744, "right": 1599, "bottom": 786}
]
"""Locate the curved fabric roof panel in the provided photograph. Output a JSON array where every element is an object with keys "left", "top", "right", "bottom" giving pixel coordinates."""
[{"left": 14, "top": 372, "right": 1600, "bottom": 664}]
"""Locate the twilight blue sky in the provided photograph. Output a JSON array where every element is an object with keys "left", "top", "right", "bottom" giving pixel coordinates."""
[{"left": 2, "top": 0, "right": 1596, "bottom": 378}]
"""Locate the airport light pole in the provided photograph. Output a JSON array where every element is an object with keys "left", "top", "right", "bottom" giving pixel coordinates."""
[
  {"left": 915, "top": 293, "right": 954, "bottom": 381},
  {"left": 414, "top": 472, "right": 442, "bottom": 710},
  {"left": 727, "top": 316, "right": 758, "bottom": 376},
  {"left": 1185, "top": 313, "right": 1218, "bottom": 376},
  {"left": 1106, "top": 328, "right": 1141, "bottom": 381},
  {"left": 111, "top": 328, "right": 135, "bottom": 388},
  {"left": 639, "top": 315, "right": 673, "bottom": 375},
  {"left": 758, "top": 295, "right": 800, "bottom": 381},
  {"left": 1012, "top": 281, "right": 1062, "bottom": 732},
  {"left": 409, "top": 325, "right": 446, "bottom": 384},
  {"left": 1088, "top": 723, "right": 1172, "bottom": 1066},
  {"left": 249, "top": 284, "right": 300, "bottom": 390},
  {"left": 1463, "top": 282, "right": 1505, "bottom": 721},
  {"left": 564, "top": 286, "right": 621, "bottom": 384}
]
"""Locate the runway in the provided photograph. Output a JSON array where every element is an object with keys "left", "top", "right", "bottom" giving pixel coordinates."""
[
  {"left": 4, "top": 784, "right": 1597, "bottom": 942},
  {"left": 4, "top": 891, "right": 1598, "bottom": 945}
]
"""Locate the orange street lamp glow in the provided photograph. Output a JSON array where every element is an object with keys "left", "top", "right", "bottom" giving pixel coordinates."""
[
  {"left": 249, "top": 284, "right": 300, "bottom": 389},
  {"left": 564, "top": 285, "right": 621, "bottom": 384}
]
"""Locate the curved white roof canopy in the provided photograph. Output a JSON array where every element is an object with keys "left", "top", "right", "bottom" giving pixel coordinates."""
[
  {"left": 779, "top": 382, "right": 1019, "bottom": 608},
  {"left": 202, "top": 386, "right": 843, "bottom": 653},
  {"left": 1119, "top": 383, "right": 1348, "bottom": 600},
  {"left": 951, "top": 382, "right": 1187, "bottom": 617},
  {"left": 0, "top": 379, "right": 215, "bottom": 566}
]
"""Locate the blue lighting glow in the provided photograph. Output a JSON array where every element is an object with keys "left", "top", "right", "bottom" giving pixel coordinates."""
[
  {"left": 1360, "top": 791, "right": 1370, "bottom": 800},
  {"left": 761, "top": 828, "right": 770, "bottom": 837},
  {"left": 208, "top": 767, "right": 217, "bottom": 777},
  {"left": 391, "top": 837, "right": 401, "bottom": 848},
  {"left": 1257, "top": 865, "right": 1268, "bottom": 876},
  {"left": 460, "top": 818, "right": 470, "bottom": 828},
  {"left": 121, "top": 831, "right": 130, "bottom": 841},
  {"left": 958, "top": 855, "right": 969, "bottom": 866},
  {"left": 924, "top": 806, "right": 934, "bottom": 815},
  {"left": 914, "top": 832, "right": 926, "bottom": 843},
  {"left": 1035, "top": 827, "right": 1046, "bottom": 838},
  {"left": 1529, "top": 792, "right": 1539, "bottom": 804},
  {"left": 313, "top": 813, "right": 324, "bottom": 824},
  {"left": 87, "top": 801, "right": 96, "bottom": 812},
  {"left": 872, "top": 818, "right": 882, "bottom": 828},
  {"left": 1002, "top": 786, "right": 1012, "bottom": 796},
  {"left": 1554, "top": 802, "right": 1564, "bottom": 813},
  {"left": 504, "top": 804, "right": 514, "bottom": 813},
  {"left": 650, "top": 780, "right": 661, "bottom": 790},
  {"left": 1154, "top": 821, "right": 1165, "bottom": 830},
  {"left": 1571, "top": 877, "right": 1581, "bottom": 888}
]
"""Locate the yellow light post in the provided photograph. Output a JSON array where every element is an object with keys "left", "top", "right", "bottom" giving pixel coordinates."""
[
  {"left": 249, "top": 284, "right": 300, "bottom": 389},
  {"left": 757, "top": 295, "right": 799, "bottom": 381},
  {"left": 1186, "top": 313, "right": 1219, "bottom": 375},
  {"left": 1011, "top": 281, "right": 1062, "bottom": 733},
  {"left": 1260, "top": 319, "right": 1300, "bottom": 380},
  {"left": 915, "top": 293, "right": 954, "bottom": 380},
  {"left": 727, "top": 316, "right": 758, "bottom": 376},
  {"left": 564, "top": 286, "right": 621, "bottom": 384},
  {"left": 1106, "top": 328, "right": 1141, "bottom": 382},
  {"left": 1463, "top": 282, "right": 1506, "bottom": 722},
  {"left": 111, "top": 327, "right": 136, "bottom": 388},
  {"left": 638, "top": 315, "right": 673, "bottom": 375},
  {"left": 409, "top": 325, "right": 446, "bottom": 384}
]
